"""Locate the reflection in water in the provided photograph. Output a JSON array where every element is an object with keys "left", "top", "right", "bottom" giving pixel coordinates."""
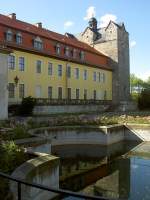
[{"left": 51, "top": 141, "right": 145, "bottom": 199}]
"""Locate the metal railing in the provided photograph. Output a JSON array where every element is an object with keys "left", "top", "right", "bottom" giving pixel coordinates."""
[
  {"left": 0, "top": 171, "right": 124, "bottom": 200},
  {"left": 36, "top": 98, "right": 112, "bottom": 106}
]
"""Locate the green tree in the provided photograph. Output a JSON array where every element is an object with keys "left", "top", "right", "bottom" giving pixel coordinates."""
[{"left": 130, "top": 73, "right": 144, "bottom": 94}]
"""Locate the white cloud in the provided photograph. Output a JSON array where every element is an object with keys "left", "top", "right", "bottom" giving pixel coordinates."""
[
  {"left": 64, "top": 21, "right": 74, "bottom": 29},
  {"left": 130, "top": 40, "right": 136, "bottom": 48},
  {"left": 99, "top": 14, "right": 117, "bottom": 28},
  {"left": 84, "top": 6, "right": 96, "bottom": 20}
]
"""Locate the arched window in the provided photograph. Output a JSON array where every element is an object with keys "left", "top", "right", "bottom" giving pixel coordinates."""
[
  {"left": 16, "top": 32, "right": 22, "bottom": 44},
  {"left": 6, "top": 29, "right": 13, "bottom": 42},
  {"left": 34, "top": 36, "right": 43, "bottom": 50},
  {"left": 56, "top": 43, "right": 60, "bottom": 55}
]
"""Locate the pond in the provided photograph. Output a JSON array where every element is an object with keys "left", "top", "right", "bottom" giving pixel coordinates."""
[{"left": 51, "top": 141, "right": 150, "bottom": 200}]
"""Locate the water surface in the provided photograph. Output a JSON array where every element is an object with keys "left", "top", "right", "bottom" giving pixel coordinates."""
[{"left": 52, "top": 141, "right": 150, "bottom": 200}]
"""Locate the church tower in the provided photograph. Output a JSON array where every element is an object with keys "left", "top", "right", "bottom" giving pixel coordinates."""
[
  {"left": 88, "top": 17, "right": 98, "bottom": 32},
  {"left": 78, "top": 18, "right": 130, "bottom": 105}
]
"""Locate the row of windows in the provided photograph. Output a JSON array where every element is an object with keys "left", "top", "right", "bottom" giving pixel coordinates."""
[
  {"left": 8, "top": 55, "right": 106, "bottom": 82},
  {"left": 8, "top": 83, "right": 107, "bottom": 100},
  {"left": 8, "top": 83, "right": 24, "bottom": 98},
  {"left": 55, "top": 44, "right": 84, "bottom": 60},
  {"left": 6, "top": 30, "right": 22, "bottom": 44},
  {"left": 5, "top": 30, "right": 85, "bottom": 60},
  {"left": 8, "top": 55, "right": 25, "bottom": 71},
  {"left": 47, "top": 87, "right": 107, "bottom": 100}
]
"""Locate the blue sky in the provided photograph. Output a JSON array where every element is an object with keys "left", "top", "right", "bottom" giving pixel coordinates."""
[{"left": 0, "top": 0, "right": 150, "bottom": 80}]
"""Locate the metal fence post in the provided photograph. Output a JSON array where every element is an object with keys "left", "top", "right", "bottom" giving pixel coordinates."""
[{"left": 18, "top": 182, "right": 21, "bottom": 200}]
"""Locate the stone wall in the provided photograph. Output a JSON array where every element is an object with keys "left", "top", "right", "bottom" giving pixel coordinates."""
[
  {"left": 10, "top": 154, "right": 59, "bottom": 200},
  {"left": 30, "top": 125, "right": 125, "bottom": 146},
  {"left": 94, "top": 23, "right": 130, "bottom": 103},
  {"left": 33, "top": 104, "right": 110, "bottom": 115}
]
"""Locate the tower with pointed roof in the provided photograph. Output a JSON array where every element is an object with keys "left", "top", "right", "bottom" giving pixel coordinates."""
[{"left": 78, "top": 18, "right": 130, "bottom": 105}]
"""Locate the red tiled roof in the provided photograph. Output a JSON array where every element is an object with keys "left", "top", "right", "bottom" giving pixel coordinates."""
[
  {"left": 0, "top": 14, "right": 105, "bottom": 55},
  {"left": 0, "top": 14, "right": 112, "bottom": 70}
]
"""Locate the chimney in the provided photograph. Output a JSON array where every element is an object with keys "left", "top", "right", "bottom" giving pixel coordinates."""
[
  {"left": 36, "top": 22, "right": 42, "bottom": 28},
  {"left": 8, "top": 13, "right": 16, "bottom": 20}
]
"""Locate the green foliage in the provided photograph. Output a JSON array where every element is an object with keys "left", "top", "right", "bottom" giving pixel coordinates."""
[
  {"left": 0, "top": 125, "right": 31, "bottom": 141},
  {"left": 130, "top": 73, "right": 144, "bottom": 87},
  {"left": 19, "top": 96, "right": 36, "bottom": 116},
  {"left": 130, "top": 74, "right": 150, "bottom": 94},
  {"left": 131, "top": 92, "right": 139, "bottom": 102},
  {"left": 138, "top": 89, "right": 150, "bottom": 110},
  {"left": 0, "top": 141, "right": 27, "bottom": 173},
  {"left": 0, "top": 142, "right": 30, "bottom": 199}
]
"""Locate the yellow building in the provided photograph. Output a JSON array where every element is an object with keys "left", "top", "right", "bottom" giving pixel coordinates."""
[{"left": 0, "top": 13, "right": 112, "bottom": 105}]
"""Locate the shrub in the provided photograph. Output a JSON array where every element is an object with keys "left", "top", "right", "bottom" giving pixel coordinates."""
[
  {"left": 8, "top": 104, "right": 20, "bottom": 116},
  {"left": 0, "top": 141, "right": 26, "bottom": 173},
  {"left": 138, "top": 89, "right": 150, "bottom": 110},
  {"left": 0, "top": 142, "right": 29, "bottom": 199},
  {"left": 19, "top": 96, "right": 36, "bottom": 116}
]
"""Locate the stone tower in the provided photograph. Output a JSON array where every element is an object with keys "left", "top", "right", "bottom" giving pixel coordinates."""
[{"left": 78, "top": 19, "right": 130, "bottom": 105}]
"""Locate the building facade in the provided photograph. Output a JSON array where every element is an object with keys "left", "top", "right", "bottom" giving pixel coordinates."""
[
  {"left": 0, "top": 13, "right": 131, "bottom": 118},
  {"left": 0, "top": 13, "right": 113, "bottom": 107}
]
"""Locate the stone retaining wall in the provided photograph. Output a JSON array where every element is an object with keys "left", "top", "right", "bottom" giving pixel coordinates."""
[
  {"left": 29, "top": 124, "right": 150, "bottom": 146},
  {"left": 10, "top": 153, "right": 59, "bottom": 200},
  {"left": 30, "top": 125, "right": 125, "bottom": 146},
  {"left": 33, "top": 104, "right": 110, "bottom": 115}
]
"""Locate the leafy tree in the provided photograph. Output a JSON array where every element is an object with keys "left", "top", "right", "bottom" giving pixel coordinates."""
[
  {"left": 138, "top": 89, "right": 150, "bottom": 110},
  {"left": 130, "top": 73, "right": 144, "bottom": 94}
]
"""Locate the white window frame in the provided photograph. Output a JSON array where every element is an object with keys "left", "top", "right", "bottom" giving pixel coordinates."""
[
  {"left": 58, "top": 65, "right": 62, "bottom": 77},
  {"left": 8, "top": 55, "right": 15, "bottom": 70},
  {"left": 75, "top": 68, "right": 79, "bottom": 79},
  {"left": 19, "top": 57, "right": 25, "bottom": 71},
  {"left": 48, "top": 62, "right": 53, "bottom": 75},
  {"left": 36, "top": 60, "right": 42, "bottom": 73},
  {"left": 19, "top": 83, "right": 25, "bottom": 98},
  {"left": 83, "top": 69, "right": 87, "bottom": 80},
  {"left": 93, "top": 72, "right": 97, "bottom": 82}
]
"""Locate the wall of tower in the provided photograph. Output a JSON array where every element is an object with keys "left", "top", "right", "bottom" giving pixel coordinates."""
[
  {"left": 94, "top": 24, "right": 119, "bottom": 104},
  {"left": 117, "top": 28, "right": 130, "bottom": 101},
  {"left": 80, "top": 28, "right": 97, "bottom": 45},
  {"left": 93, "top": 23, "right": 130, "bottom": 103}
]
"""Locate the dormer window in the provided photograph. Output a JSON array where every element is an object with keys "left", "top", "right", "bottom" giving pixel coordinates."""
[
  {"left": 16, "top": 32, "right": 22, "bottom": 44},
  {"left": 73, "top": 49, "right": 77, "bottom": 59},
  {"left": 80, "top": 51, "right": 85, "bottom": 60},
  {"left": 34, "top": 36, "right": 43, "bottom": 50},
  {"left": 65, "top": 46, "right": 69, "bottom": 57},
  {"left": 56, "top": 43, "right": 60, "bottom": 55},
  {"left": 6, "top": 29, "right": 13, "bottom": 42}
]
